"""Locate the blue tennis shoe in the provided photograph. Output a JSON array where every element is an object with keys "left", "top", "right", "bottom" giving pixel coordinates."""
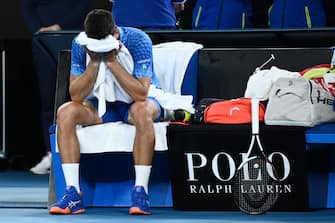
[
  {"left": 129, "top": 186, "right": 151, "bottom": 215},
  {"left": 49, "top": 186, "right": 85, "bottom": 214}
]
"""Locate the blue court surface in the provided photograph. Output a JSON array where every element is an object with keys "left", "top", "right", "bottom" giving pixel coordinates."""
[
  {"left": 0, "top": 171, "right": 334, "bottom": 223},
  {"left": 1, "top": 208, "right": 335, "bottom": 223}
]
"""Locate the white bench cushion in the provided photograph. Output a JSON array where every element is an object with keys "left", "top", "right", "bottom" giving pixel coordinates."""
[{"left": 56, "top": 122, "right": 169, "bottom": 153}]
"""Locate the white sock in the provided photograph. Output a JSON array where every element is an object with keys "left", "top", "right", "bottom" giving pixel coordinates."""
[
  {"left": 134, "top": 165, "right": 152, "bottom": 194},
  {"left": 62, "top": 163, "right": 80, "bottom": 193}
]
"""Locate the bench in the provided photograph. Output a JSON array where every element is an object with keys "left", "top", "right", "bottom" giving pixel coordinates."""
[
  {"left": 38, "top": 31, "right": 335, "bottom": 209},
  {"left": 49, "top": 47, "right": 199, "bottom": 207},
  {"left": 306, "top": 123, "right": 335, "bottom": 208}
]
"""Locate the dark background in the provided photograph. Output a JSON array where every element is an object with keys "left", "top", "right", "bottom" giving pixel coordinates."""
[
  {"left": 1, "top": 0, "right": 335, "bottom": 170},
  {"left": 0, "top": 0, "right": 111, "bottom": 170}
]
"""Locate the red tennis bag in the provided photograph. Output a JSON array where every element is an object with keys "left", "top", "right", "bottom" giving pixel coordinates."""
[{"left": 203, "top": 98, "right": 265, "bottom": 124}]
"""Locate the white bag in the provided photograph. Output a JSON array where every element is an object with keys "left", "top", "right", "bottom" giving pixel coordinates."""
[
  {"left": 244, "top": 66, "right": 301, "bottom": 101},
  {"left": 265, "top": 76, "right": 335, "bottom": 127}
]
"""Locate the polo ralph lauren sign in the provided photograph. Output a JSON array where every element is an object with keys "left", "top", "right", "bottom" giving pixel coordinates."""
[
  {"left": 185, "top": 151, "right": 292, "bottom": 195},
  {"left": 167, "top": 124, "right": 311, "bottom": 211}
]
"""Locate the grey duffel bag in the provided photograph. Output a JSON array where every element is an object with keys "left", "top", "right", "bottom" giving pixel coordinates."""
[{"left": 265, "top": 76, "right": 335, "bottom": 127}]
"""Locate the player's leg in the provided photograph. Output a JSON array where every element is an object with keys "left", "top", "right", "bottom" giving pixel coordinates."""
[
  {"left": 49, "top": 101, "right": 102, "bottom": 215},
  {"left": 127, "top": 98, "right": 161, "bottom": 215}
]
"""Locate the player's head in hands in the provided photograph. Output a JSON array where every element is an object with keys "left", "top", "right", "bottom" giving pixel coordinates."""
[{"left": 84, "top": 9, "right": 116, "bottom": 40}]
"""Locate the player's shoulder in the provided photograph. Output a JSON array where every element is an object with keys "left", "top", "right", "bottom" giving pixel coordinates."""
[
  {"left": 71, "top": 35, "right": 85, "bottom": 53},
  {"left": 71, "top": 35, "right": 81, "bottom": 49},
  {"left": 119, "top": 26, "right": 144, "bottom": 34}
]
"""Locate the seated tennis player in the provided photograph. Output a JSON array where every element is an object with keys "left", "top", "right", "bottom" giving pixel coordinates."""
[{"left": 49, "top": 9, "right": 163, "bottom": 215}]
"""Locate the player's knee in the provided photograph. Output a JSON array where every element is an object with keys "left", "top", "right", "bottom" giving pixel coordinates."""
[
  {"left": 130, "top": 102, "right": 153, "bottom": 125},
  {"left": 56, "top": 102, "right": 80, "bottom": 127}
]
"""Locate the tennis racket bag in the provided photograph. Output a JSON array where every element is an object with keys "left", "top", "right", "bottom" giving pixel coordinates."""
[
  {"left": 203, "top": 98, "right": 265, "bottom": 124},
  {"left": 265, "top": 76, "right": 335, "bottom": 127}
]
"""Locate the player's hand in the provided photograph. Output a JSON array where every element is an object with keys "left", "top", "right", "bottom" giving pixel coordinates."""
[
  {"left": 103, "top": 49, "right": 118, "bottom": 63},
  {"left": 39, "top": 24, "right": 62, "bottom": 32},
  {"left": 86, "top": 48, "right": 101, "bottom": 64},
  {"left": 173, "top": 3, "right": 185, "bottom": 14}
]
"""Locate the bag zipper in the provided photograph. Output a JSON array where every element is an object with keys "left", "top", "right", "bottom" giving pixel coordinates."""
[{"left": 308, "top": 80, "right": 314, "bottom": 104}]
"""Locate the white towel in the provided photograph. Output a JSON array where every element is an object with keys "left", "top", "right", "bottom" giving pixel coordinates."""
[
  {"left": 76, "top": 32, "right": 119, "bottom": 52},
  {"left": 153, "top": 41, "right": 203, "bottom": 94},
  {"left": 148, "top": 85, "right": 194, "bottom": 113}
]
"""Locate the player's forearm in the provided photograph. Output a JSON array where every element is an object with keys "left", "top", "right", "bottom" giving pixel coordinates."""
[
  {"left": 69, "top": 62, "right": 100, "bottom": 102},
  {"left": 106, "top": 60, "right": 149, "bottom": 101},
  {"left": 39, "top": 24, "right": 62, "bottom": 32}
]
